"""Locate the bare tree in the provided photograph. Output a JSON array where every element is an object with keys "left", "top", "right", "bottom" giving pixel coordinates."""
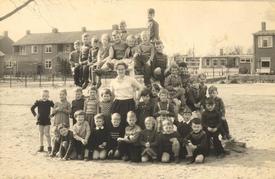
[{"left": 0, "top": 0, "right": 35, "bottom": 21}]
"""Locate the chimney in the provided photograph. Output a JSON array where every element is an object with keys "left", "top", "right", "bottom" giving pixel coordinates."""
[
  {"left": 26, "top": 30, "right": 31, "bottom": 35},
  {"left": 220, "top": 49, "right": 224, "bottom": 56},
  {"left": 81, "top": 27, "right": 87, "bottom": 32},
  {"left": 52, "top": 28, "right": 58, "bottom": 33},
  {"left": 3, "top": 31, "right": 8, "bottom": 37},
  {"left": 261, "top": 22, "right": 266, "bottom": 31}
]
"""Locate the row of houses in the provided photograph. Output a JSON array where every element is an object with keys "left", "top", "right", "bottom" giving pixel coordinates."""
[{"left": 0, "top": 22, "right": 274, "bottom": 77}]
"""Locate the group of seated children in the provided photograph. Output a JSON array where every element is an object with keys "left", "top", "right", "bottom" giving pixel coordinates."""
[
  {"left": 31, "top": 77, "right": 232, "bottom": 164},
  {"left": 69, "top": 8, "right": 164, "bottom": 89}
]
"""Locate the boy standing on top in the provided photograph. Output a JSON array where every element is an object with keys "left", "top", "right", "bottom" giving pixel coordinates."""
[
  {"left": 69, "top": 40, "right": 81, "bottom": 86},
  {"left": 79, "top": 33, "right": 91, "bottom": 89},
  {"left": 147, "top": 8, "right": 159, "bottom": 42}
]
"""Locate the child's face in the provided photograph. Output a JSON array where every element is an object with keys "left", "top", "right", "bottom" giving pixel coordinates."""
[
  {"left": 206, "top": 104, "right": 215, "bottom": 111},
  {"left": 171, "top": 67, "right": 179, "bottom": 75},
  {"left": 127, "top": 115, "right": 136, "bottom": 127},
  {"left": 76, "top": 115, "right": 85, "bottom": 124},
  {"left": 151, "top": 88, "right": 159, "bottom": 97},
  {"left": 182, "top": 112, "right": 192, "bottom": 123},
  {"left": 91, "top": 39, "right": 99, "bottom": 47},
  {"left": 120, "top": 23, "right": 126, "bottom": 31},
  {"left": 180, "top": 67, "right": 188, "bottom": 75},
  {"left": 75, "top": 91, "right": 82, "bottom": 100},
  {"left": 112, "top": 33, "right": 121, "bottom": 43},
  {"left": 101, "top": 36, "right": 109, "bottom": 46},
  {"left": 155, "top": 44, "right": 164, "bottom": 53},
  {"left": 89, "top": 90, "right": 97, "bottom": 99},
  {"left": 82, "top": 36, "right": 90, "bottom": 45},
  {"left": 192, "top": 123, "right": 202, "bottom": 133},
  {"left": 111, "top": 117, "right": 121, "bottom": 127},
  {"left": 141, "top": 94, "right": 150, "bottom": 104},
  {"left": 199, "top": 75, "right": 206, "bottom": 84},
  {"left": 145, "top": 120, "right": 154, "bottom": 130},
  {"left": 163, "top": 123, "right": 173, "bottom": 134},
  {"left": 192, "top": 83, "right": 200, "bottom": 90},
  {"left": 42, "top": 92, "right": 49, "bottom": 101},
  {"left": 95, "top": 118, "right": 104, "bottom": 127},
  {"left": 59, "top": 91, "right": 66, "bottom": 101},
  {"left": 126, "top": 38, "right": 135, "bottom": 47},
  {"left": 116, "top": 64, "right": 126, "bottom": 77},
  {"left": 148, "top": 13, "right": 154, "bottom": 20},
  {"left": 60, "top": 128, "right": 69, "bottom": 136},
  {"left": 159, "top": 93, "right": 168, "bottom": 102},
  {"left": 102, "top": 93, "right": 111, "bottom": 102},
  {"left": 141, "top": 33, "right": 149, "bottom": 43},
  {"left": 209, "top": 91, "right": 218, "bottom": 98},
  {"left": 74, "top": 44, "right": 80, "bottom": 51}
]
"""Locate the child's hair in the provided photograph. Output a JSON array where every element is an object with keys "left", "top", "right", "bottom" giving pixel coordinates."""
[
  {"left": 94, "top": 113, "right": 105, "bottom": 121},
  {"left": 112, "top": 24, "right": 119, "bottom": 31},
  {"left": 60, "top": 89, "right": 67, "bottom": 96},
  {"left": 148, "top": 8, "right": 155, "bottom": 15},
  {"left": 205, "top": 97, "right": 215, "bottom": 105},
  {"left": 74, "top": 40, "right": 80, "bottom": 46},
  {"left": 179, "top": 106, "right": 192, "bottom": 114},
  {"left": 74, "top": 110, "right": 85, "bottom": 118},
  {"left": 162, "top": 118, "right": 173, "bottom": 127},
  {"left": 112, "top": 30, "right": 120, "bottom": 36},
  {"left": 88, "top": 86, "right": 98, "bottom": 93},
  {"left": 75, "top": 87, "right": 82, "bottom": 93},
  {"left": 101, "top": 33, "right": 110, "bottom": 42},
  {"left": 158, "top": 88, "right": 169, "bottom": 96},
  {"left": 82, "top": 33, "right": 89, "bottom": 39},
  {"left": 126, "top": 34, "right": 135, "bottom": 42},
  {"left": 170, "top": 63, "right": 179, "bottom": 71},
  {"left": 198, "top": 73, "right": 207, "bottom": 79},
  {"left": 152, "top": 83, "right": 161, "bottom": 92},
  {"left": 115, "top": 61, "right": 128, "bottom": 70},
  {"left": 91, "top": 36, "right": 99, "bottom": 43},
  {"left": 111, "top": 113, "right": 121, "bottom": 120},
  {"left": 191, "top": 118, "right": 202, "bottom": 125},
  {"left": 141, "top": 31, "right": 149, "bottom": 38},
  {"left": 145, "top": 116, "right": 156, "bottom": 128},
  {"left": 120, "top": 20, "right": 126, "bottom": 28},
  {"left": 208, "top": 85, "right": 218, "bottom": 94},
  {"left": 155, "top": 40, "right": 163, "bottom": 46},
  {"left": 140, "top": 88, "right": 152, "bottom": 97},
  {"left": 127, "top": 111, "right": 137, "bottom": 120},
  {"left": 101, "top": 88, "right": 112, "bottom": 97}
]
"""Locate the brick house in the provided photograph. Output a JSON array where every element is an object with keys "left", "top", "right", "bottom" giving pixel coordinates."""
[
  {"left": 253, "top": 22, "right": 275, "bottom": 74},
  {"left": 12, "top": 27, "right": 145, "bottom": 75},
  {"left": 0, "top": 31, "right": 14, "bottom": 77}
]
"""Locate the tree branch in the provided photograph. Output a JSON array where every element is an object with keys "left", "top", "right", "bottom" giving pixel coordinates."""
[{"left": 0, "top": 0, "right": 34, "bottom": 21}]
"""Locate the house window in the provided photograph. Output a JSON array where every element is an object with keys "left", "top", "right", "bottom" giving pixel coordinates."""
[
  {"left": 45, "top": 59, "right": 52, "bottom": 69},
  {"left": 64, "top": 44, "right": 71, "bottom": 53},
  {"left": 240, "top": 58, "right": 246, "bottom": 63},
  {"left": 258, "top": 36, "right": 273, "bottom": 48},
  {"left": 220, "top": 59, "right": 226, "bottom": 66},
  {"left": 206, "top": 59, "right": 210, "bottom": 66},
  {"left": 213, "top": 59, "right": 218, "bottom": 66},
  {"left": 19, "top": 46, "right": 27, "bottom": 55},
  {"left": 261, "top": 57, "right": 271, "bottom": 68},
  {"left": 45, "top": 45, "right": 52, "bottom": 53},
  {"left": 31, "top": 45, "right": 38, "bottom": 54}
]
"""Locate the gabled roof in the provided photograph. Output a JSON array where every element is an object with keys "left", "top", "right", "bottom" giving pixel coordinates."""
[
  {"left": 0, "top": 50, "right": 5, "bottom": 56},
  {"left": 13, "top": 28, "right": 146, "bottom": 46},
  {"left": 253, "top": 30, "right": 275, "bottom": 36}
]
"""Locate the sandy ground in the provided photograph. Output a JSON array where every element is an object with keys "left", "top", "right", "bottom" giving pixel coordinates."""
[{"left": 0, "top": 83, "right": 275, "bottom": 179}]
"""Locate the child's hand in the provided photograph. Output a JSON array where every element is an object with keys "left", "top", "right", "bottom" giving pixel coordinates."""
[
  {"left": 117, "top": 137, "right": 124, "bottom": 142},
  {"left": 194, "top": 103, "right": 200, "bottom": 108},
  {"left": 169, "top": 138, "right": 177, "bottom": 143},
  {"left": 35, "top": 114, "right": 40, "bottom": 120},
  {"left": 145, "top": 142, "right": 150, "bottom": 148},
  {"left": 83, "top": 139, "right": 88, "bottom": 145},
  {"left": 108, "top": 150, "right": 114, "bottom": 156},
  {"left": 146, "top": 60, "right": 151, "bottom": 66},
  {"left": 75, "top": 63, "right": 79, "bottom": 67},
  {"left": 133, "top": 53, "right": 139, "bottom": 58},
  {"left": 81, "top": 139, "right": 86, "bottom": 145},
  {"left": 212, "top": 128, "right": 218, "bottom": 132}
]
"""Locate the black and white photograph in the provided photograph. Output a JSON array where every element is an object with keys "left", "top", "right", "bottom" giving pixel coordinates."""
[{"left": 0, "top": 0, "right": 275, "bottom": 178}]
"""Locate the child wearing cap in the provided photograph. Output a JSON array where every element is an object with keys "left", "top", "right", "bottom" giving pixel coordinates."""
[
  {"left": 208, "top": 85, "right": 232, "bottom": 140},
  {"left": 202, "top": 98, "right": 225, "bottom": 158},
  {"left": 147, "top": 8, "right": 159, "bottom": 42},
  {"left": 69, "top": 40, "right": 81, "bottom": 86}
]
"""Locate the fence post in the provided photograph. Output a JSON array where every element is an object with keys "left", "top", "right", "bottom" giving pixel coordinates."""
[
  {"left": 52, "top": 73, "right": 54, "bottom": 87},
  {"left": 25, "top": 74, "right": 27, "bottom": 87},
  {"left": 9, "top": 70, "right": 12, "bottom": 88},
  {"left": 39, "top": 73, "right": 41, "bottom": 87}
]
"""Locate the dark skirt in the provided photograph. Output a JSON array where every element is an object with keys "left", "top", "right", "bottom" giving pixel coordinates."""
[{"left": 111, "top": 98, "right": 136, "bottom": 128}]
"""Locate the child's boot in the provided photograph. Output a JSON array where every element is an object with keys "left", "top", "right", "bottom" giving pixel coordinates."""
[
  {"left": 38, "top": 146, "right": 44, "bottom": 152},
  {"left": 174, "top": 156, "right": 180, "bottom": 164},
  {"left": 47, "top": 146, "right": 52, "bottom": 154}
]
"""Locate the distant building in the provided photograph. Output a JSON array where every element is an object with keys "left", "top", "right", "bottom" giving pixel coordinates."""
[
  {"left": 253, "top": 22, "right": 275, "bottom": 74},
  {"left": 12, "top": 27, "right": 145, "bottom": 75},
  {"left": 0, "top": 31, "right": 14, "bottom": 77}
]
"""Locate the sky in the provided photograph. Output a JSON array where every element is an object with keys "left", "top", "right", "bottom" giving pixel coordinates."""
[{"left": 0, "top": 0, "right": 275, "bottom": 56}]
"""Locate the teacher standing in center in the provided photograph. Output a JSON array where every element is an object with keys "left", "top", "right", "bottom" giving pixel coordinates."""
[{"left": 110, "top": 61, "right": 143, "bottom": 128}]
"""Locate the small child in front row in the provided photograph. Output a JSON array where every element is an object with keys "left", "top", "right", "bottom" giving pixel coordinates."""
[
  {"left": 107, "top": 113, "right": 125, "bottom": 159},
  {"left": 158, "top": 119, "right": 182, "bottom": 163},
  {"left": 57, "top": 126, "right": 76, "bottom": 160},
  {"left": 184, "top": 118, "right": 208, "bottom": 164},
  {"left": 72, "top": 110, "right": 90, "bottom": 160},
  {"left": 89, "top": 113, "right": 109, "bottom": 160},
  {"left": 31, "top": 89, "right": 54, "bottom": 153},
  {"left": 139, "top": 117, "right": 158, "bottom": 162},
  {"left": 99, "top": 88, "right": 113, "bottom": 129},
  {"left": 84, "top": 87, "right": 99, "bottom": 130},
  {"left": 118, "top": 111, "right": 142, "bottom": 162}
]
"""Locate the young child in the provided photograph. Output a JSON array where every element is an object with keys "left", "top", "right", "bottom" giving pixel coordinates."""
[
  {"left": 57, "top": 125, "right": 76, "bottom": 160},
  {"left": 186, "top": 79, "right": 202, "bottom": 115},
  {"left": 179, "top": 62, "right": 191, "bottom": 90},
  {"left": 151, "top": 40, "right": 167, "bottom": 87},
  {"left": 135, "top": 31, "right": 154, "bottom": 87},
  {"left": 202, "top": 98, "right": 225, "bottom": 158},
  {"left": 72, "top": 110, "right": 91, "bottom": 160},
  {"left": 69, "top": 40, "right": 81, "bottom": 86},
  {"left": 147, "top": 8, "right": 159, "bottom": 42},
  {"left": 31, "top": 89, "right": 54, "bottom": 153},
  {"left": 99, "top": 88, "right": 113, "bottom": 128},
  {"left": 118, "top": 111, "right": 142, "bottom": 162},
  {"left": 79, "top": 33, "right": 91, "bottom": 89},
  {"left": 175, "top": 107, "right": 192, "bottom": 139},
  {"left": 208, "top": 85, "right": 232, "bottom": 140},
  {"left": 88, "top": 36, "right": 100, "bottom": 86},
  {"left": 123, "top": 35, "right": 138, "bottom": 76},
  {"left": 50, "top": 124, "right": 69, "bottom": 158},
  {"left": 153, "top": 88, "right": 175, "bottom": 118},
  {"left": 150, "top": 83, "right": 160, "bottom": 105},
  {"left": 198, "top": 73, "right": 207, "bottom": 109},
  {"left": 139, "top": 117, "right": 158, "bottom": 162},
  {"left": 119, "top": 20, "right": 128, "bottom": 42},
  {"left": 184, "top": 118, "right": 208, "bottom": 164},
  {"left": 95, "top": 34, "right": 111, "bottom": 69},
  {"left": 158, "top": 119, "right": 181, "bottom": 163},
  {"left": 107, "top": 113, "right": 125, "bottom": 159},
  {"left": 89, "top": 113, "right": 109, "bottom": 160},
  {"left": 70, "top": 87, "right": 85, "bottom": 125},
  {"left": 52, "top": 89, "right": 71, "bottom": 143},
  {"left": 84, "top": 87, "right": 99, "bottom": 130},
  {"left": 136, "top": 88, "right": 154, "bottom": 129}
]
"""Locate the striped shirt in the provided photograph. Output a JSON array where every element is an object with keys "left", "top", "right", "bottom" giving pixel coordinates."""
[{"left": 84, "top": 98, "right": 98, "bottom": 115}]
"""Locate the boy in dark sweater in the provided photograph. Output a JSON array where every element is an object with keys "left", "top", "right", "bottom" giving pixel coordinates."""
[
  {"left": 107, "top": 113, "right": 125, "bottom": 159},
  {"left": 31, "top": 89, "right": 54, "bottom": 153},
  {"left": 70, "top": 87, "right": 85, "bottom": 125},
  {"left": 79, "top": 33, "right": 91, "bottom": 89},
  {"left": 186, "top": 80, "right": 202, "bottom": 113},
  {"left": 184, "top": 118, "right": 208, "bottom": 164},
  {"left": 69, "top": 40, "right": 81, "bottom": 86},
  {"left": 202, "top": 98, "right": 225, "bottom": 158},
  {"left": 89, "top": 113, "right": 109, "bottom": 160},
  {"left": 147, "top": 8, "right": 159, "bottom": 42},
  {"left": 198, "top": 73, "right": 207, "bottom": 109},
  {"left": 136, "top": 88, "right": 154, "bottom": 129},
  {"left": 58, "top": 126, "right": 76, "bottom": 160}
]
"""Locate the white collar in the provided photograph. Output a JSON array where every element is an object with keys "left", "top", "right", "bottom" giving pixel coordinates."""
[{"left": 96, "top": 126, "right": 104, "bottom": 130}]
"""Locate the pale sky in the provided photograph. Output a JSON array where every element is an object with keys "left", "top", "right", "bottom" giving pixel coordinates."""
[{"left": 0, "top": 0, "right": 275, "bottom": 55}]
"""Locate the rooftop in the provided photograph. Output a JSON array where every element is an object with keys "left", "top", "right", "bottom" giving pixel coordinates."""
[{"left": 253, "top": 30, "right": 275, "bottom": 36}]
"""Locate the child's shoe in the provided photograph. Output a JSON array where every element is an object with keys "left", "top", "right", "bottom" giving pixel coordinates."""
[
  {"left": 217, "top": 153, "right": 225, "bottom": 159},
  {"left": 37, "top": 146, "right": 44, "bottom": 152},
  {"left": 122, "top": 155, "right": 129, "bottom": 161},
  {"left": 174, "top": 156, "right": 180, "bottom": 164},
  {"left": 48, "top": 147, "right": 52, "bottom": 154}
]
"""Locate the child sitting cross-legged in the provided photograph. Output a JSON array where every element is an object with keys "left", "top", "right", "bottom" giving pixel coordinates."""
[
  {"left": 117, "top": 111, "right": 142, "bottom": 162},
  {"left": 89, "top": 113, "right": 109, "bottom": 160},
  {"left": 184, "top": 118, "right": 208, "bottom": 164},
  {"left": 58, "top": 125, "right": 76, "bottom": 160},
  {"left": 139, "top": 117, "right": 158, "bottom": 163}
]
